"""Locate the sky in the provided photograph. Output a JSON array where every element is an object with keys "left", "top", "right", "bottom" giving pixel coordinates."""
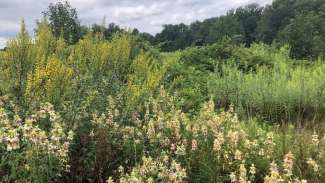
[{"left": 0, "top": 0, "right": 272, "bottom": 48}]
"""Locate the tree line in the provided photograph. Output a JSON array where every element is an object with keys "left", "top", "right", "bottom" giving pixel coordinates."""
[
  {"left": 22, "top": 0, "right": 324, "bottom": 61},
  {"left": 3, "top": 0, "right": 322, "bottom": 60},
  {"left": 153, "top": 0, "right": 325, "bottom": 60}
]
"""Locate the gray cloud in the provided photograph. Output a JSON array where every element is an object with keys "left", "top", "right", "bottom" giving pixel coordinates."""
[{"left": 0, "top": 0, "right": 272, "bottom": 48}]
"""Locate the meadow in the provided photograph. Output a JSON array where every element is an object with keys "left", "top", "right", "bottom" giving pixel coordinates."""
[{"left": 0, "top": 19, "right": 324, "bottom": 183}]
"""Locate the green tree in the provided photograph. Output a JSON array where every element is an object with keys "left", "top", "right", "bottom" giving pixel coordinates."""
[
  {"left": 42, "top": 1, "right": 81, "bottom": 44},
  {"left": 257, "top": 0, "right": 295, "bottom": 44},
  {"left": 235, "top": 3, "right": 263, "bottom": 47},
  {"left": 155, "top": 23, "right": 193, "bottom": 52},
  {"left": 205, "top": 12, "right": 244, "bottom": 44},
  {"left": 281, "top": 12, "right": 325, "bottom": 59}
]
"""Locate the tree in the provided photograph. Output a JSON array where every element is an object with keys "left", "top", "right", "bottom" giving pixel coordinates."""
[
  {"left": 155, "top": 23, "right": 193, "bottom": 52},
  {"left": 42, "top": 1, "right": 81, "bottom": 44},
  {"left": 256, "top": 0, "right": 325, "bottom": 59},
  {"left": 235, "top": 3, "right": 263, "bottom": 47},
  {"left": 205, "top": 12, "right": 243, "bottom": 44},
  {"left": 280, "top": 12, "right": 325, "bottom": 59},
  {"left": 257, "top": 0, "right": 296, "bottom": 44}
]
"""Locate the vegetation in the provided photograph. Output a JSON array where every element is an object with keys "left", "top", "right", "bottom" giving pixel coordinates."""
[
  {"left": 42, "top": 1, "right": 83, "bottom": 44},
  {"left": 208, "top": 44, "right": 325, "bottom": 123},
  {"left": 0, "top": 0, "right": 324, "bottom": 182},
  {"left": 151, "top": 0, "right": 325, "bottom": 60}
]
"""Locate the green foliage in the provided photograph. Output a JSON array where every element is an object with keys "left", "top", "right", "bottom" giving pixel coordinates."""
[
  {"left": 163, "top": 53, "right": 208, "bottom": 115},
  {"left": 257, "top": 0, "right": 295, "bottom": 44},
  {"left": 179, "top": 38, "right": 237, "bottom": 71},
  {"left": 127, "top": 52, "right": 168, "bottom": 111},
  {"left": 155, "top": 23, "right": 193, "bottom": 52},
  {"left": 257, "top": 0, "right": 325, "bottom": 59},
  {"left": 34, "top": 19, "right": 57, "bottom": 66},
  {"left": 280, "top": 11, "right": 325, "bottom": 59},
  {"left": 42, "top": 1, "right": 82, "bottom": 44},
  {"left": 235, "top": 3, "right": 263, "bottom": 47},
  {"left": 151, "top": 0, "right": 325, "bottom": 60},
  {"left": 25, "top": 57, "right": 74, "bottom": 106},
  {"left": 208, "top": 44, "right": 325, "bottom": 123},
  {"left": 1, "top": 6, "right": 325, "bottom": 182},
  {"left": 152, "top": 3, "right": 262, "bottom": 51},
  {"left": 0, "top": 20, "right": 34, "bottom": 101}
]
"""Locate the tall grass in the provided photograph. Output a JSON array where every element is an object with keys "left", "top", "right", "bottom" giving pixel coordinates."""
[{"left": 208, "top": 44, "right": 325, "bottom": 123}]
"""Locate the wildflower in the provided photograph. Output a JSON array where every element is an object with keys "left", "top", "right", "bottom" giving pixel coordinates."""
[
  {"left": 258, "top": 149, "right": 265, "bottom": 156},
  {"left": 224, "top": 152, "right": 229, "bottom": 161},
  {"left": 294, "top": 179, "right": 308, "bottom": 183},
  {"left": 265, "top": 132, "right": 275, "bottom": 157},
  {"left": 213, "top": 138, "right": 222, "bottom": 152},
  {"left": 147, "top": 177, "right": 154, "bottom": 183},
  {"left": 134, "top": 139, "right": 141, "bottom": 144},
  {"left": 89, "top": 130, "right": 95, "bottom": 137},
  {"left": 251, "top": 140, "right": 258, "bottom": 148},
  {"left": 49, "top": 110, "right": 58, "bottom": 122},
  {"left": 162, "top": 155, "right": 169, "bottom": 165},
  {"left": 114, "top": 109, "right": 119, "bottom": 117},
  {"left": 306, "top": 158, "right": 319, "bottom": 172},
  {"left": 244, "top": 139, "right": 251, "bottom": 149},
  {"left": 175, "top": 144, "right": 186, "bottom": 156},
  {"left": 239, "top": 163, "right": 247, "bottom": 183},
  {"left": 67, "top": 130, "right": 74, "bottom": 141},
  {"left": 25, "top": 164, "right": 30, "bottom": 171},
  {"left": 38, "top": 109, "right": 47, "bottom": 119},
  {"left": 213, "top": 132, "right": 224, "bottom": 152},
  {"left": 170, "top": 143, "right": 176, "bottom": 151},
  {"left": 270, "top": 161, "right": 279, "bottom": 174},
  {"left": 65, "top": 164, "right": 71, "bottom": 172},
  {"left": 249, "top": 164, "right": 256, "bottom": 179},
  {"left": 191, "top": 139, "right": 198, "bottom": 151},
  {"left": 119, "top": 156, "right": 186, "bottom": 182},
  {"left": 118, "top": 165, "right": 124, "bottom": 174},
  {"left": 311, "top": 132, "right": 319, "bottom": 146},
  {"left": 192, "top": 126, "right": 199, "bottom": 137},
  {"left": 170, "top": 160, "right": 187, "bottom": 182},
  {"left": 107, "top": 177, "right": 114, "bottom": 183},
  {"left": 266, "top": 132, "right": 275, "bottom": 146},
  {"left": 230, "top": 172, "right": 237, "bottom": 183},
  {"left": 264, "top": 161, "right": 283, "bottom": 183},
  {"left": 234, "top": 150, "right": 242, "bottom": 160},
  {"left": 147, "top": 121, "right": 156, "bottom": 139},
  {"left": 201, "top": 126, "right": 208, "bottom": 137},
  {"left": 283, "top": 151, "right": 294, "bottom": 177},
  {"left": 6, "top": 129, "right": 20, "bottom": 151},
  {"left": 14, "top": 115, "right": 22, "bottom": 125},
  {"left": 228, "top": 130, "right": 239, "bottom": 147}
]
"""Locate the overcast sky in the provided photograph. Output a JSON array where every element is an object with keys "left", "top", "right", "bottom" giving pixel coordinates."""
[{"left": 0, "top": 0, "right": 272, "bottom": 48}]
